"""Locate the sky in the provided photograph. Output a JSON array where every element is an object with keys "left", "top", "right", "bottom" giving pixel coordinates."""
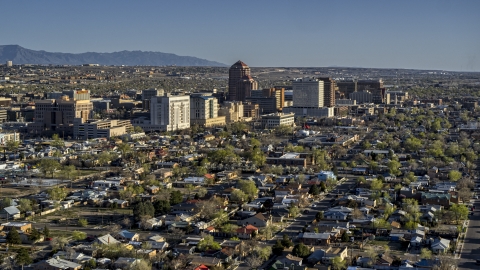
[{"left": 1, "top": 0, "right": 480, "bottom": 71}]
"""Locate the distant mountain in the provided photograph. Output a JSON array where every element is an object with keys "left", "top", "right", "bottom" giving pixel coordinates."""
[{"left": 0, "top": 45, "right": 226, "bottom": 67}]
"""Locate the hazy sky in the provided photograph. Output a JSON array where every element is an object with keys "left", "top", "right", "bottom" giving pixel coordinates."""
[{"left": 2, "top": 0, "right": 479, "bottom": 71}]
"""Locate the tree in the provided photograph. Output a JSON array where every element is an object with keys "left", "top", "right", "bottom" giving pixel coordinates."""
[
  {"left": 60, "top": 165, "right": 77, "bottom": 183},
  {"left": 237, "top": 180, "right": 258, "bottom": 200},
  {"left": 315, "top": 211, "right": 324, "bottom": 221},
  {"left": 51, "top": 236, "right": 68, "bottom": 251},
  {"left": 38, "top": 159, "right": 61, "bottom": 178},
  {"left": 47, "top": 186, "right": 68, "bottom": 201},
  {"left": 309, "top": 184, "right": 320, "bottom": 196},
  {"left": 231, "top": 189, "right": 248, "bottom": 202},
  {"left": 43, "top": 225, "right": 51, "bottom": 238},
  {"left": 341, "top": 231, "right": 349, "bottom": 242},
  {"left": 17, "top": 198, "right": 32, "bottom": 213},
  {"left": 117, "top": 143, "right": 132, "bottom": 157},
  {"left": 28, "top": 227, "right": 42, "bottom": 242},
  {"left": 272, "top": 240, "right": 285, "bottom": 255},
  {"left": 365, "top": 246, "right": 378, "bottom": 266},
  {"left": 78, "top": 218, "right": 88, "bottom": 227},
  {"left": 197, "top": 235, "right": 221, "bottom": 251},
  {"left": 15, "top": 248, "right": 32, "bottom": 270},
  {"left": 449, "top": 203, "right": 468, "bottom": 224},
  {"left": 448, "top": 170, "right": 462, "bottom": 181},
  {"left": 458, "top": 187, "right": 472, "bottom": 203},
  {"left": 153, "top": 200, "right": 171, "bottom": 215},
  {"left": 72, "top": 230, "right": 87, "bottom": 241},
  {"left": 6, "top": 229, "right": 21, "bottom": 245},
  {"left": 245, "top": 254, "right": 263, "bottom": 269},
  {"left": 133, "top": 201, "right": 155, "bottom": 221},
  {"left": 170, "top": 190, "right": 183, "bottom": 205},
  {"left": 332, "top": 256, "right": 347, "bottom": 270},
  {"left": 420, "top": 248, "right": 432, "bottom": 259},
  {"left": 292, "top": 243, "right": 311, "bottom": 257},
  {"left": 255, "top": 246, "right": 272, "bottom": 261},
  {"left": 281, "top": 234, "right": 293, "bottom": 248},
  {"left": 288, "top": 204, "right": 300, "bottom": 218}
]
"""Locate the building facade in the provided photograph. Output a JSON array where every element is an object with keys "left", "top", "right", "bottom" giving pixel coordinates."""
[
  {"left": 218, "top": 101, "right": 244, "bottom": 123},
  {"left": 149, "top": 94, "right": 190, "bottom": 131},
  {"left": 73, "top": 118, "right": 132, "bottom": 139},
  {"left": 30, "top": 96, "right": 93, "bottom": 135},
  {"left": 260, "top": 112, "right": 295, "bottom": 129},
  {"left": 227, "top": 61, "right": 258, "bottom": 102},
  {"left": 190, "top": 93, "right": 226, "bottom": 127},
  {"left": 293, "top": 77, "right": 325, "bottom": 108}
]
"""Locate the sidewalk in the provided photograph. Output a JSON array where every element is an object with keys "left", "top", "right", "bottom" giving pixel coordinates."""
[{"left": 455, "top": 220, "right": 468, "bottom": 259}]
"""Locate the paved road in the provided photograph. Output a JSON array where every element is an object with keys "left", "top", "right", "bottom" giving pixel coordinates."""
[{"left": 458, "top": 198, "right": 480, "bottom": 269}]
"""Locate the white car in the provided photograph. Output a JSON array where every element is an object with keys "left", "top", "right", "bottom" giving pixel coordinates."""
[{"left": 349, "top": 225, "right": 356, "bottom": 228}]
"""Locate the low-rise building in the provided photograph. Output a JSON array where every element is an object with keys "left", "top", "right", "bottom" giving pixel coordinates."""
[{"left": 260, "top": 112, "right": 295, "bottom": 129}]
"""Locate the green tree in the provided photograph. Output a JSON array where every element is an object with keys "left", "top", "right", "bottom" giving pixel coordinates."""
[
  {"left": 238, "top": 180, "right": 258, "bottom": 200},
  {"left": 341, "top": 231, "right": 349, "bottom": 242},
  {"left": 47, "top": 186, "right": 68, "bottom": 201},
  {"left": 230, "top": 189, "right": 248, "bottom": 202},
  {"left": 17, "top": 198, "right": 32, "bottom": 213},
  {"left": 272, "top": 240, "right": 285, "bottom": 255},
  {"left": 449, "top": 204, "right": 468, "bottom": 224},
  {"left": 38, "top": 159, "right": 61, "bottom": 178},
  {"left": 332, "top": 256, "right": 347, "bottom": 270},
  {"left": 28, "top": 227, "right": 42, "bottom": 242},
  {"left": 60, "top": 165, "right": 77, "bottom": 182},
  {"left": 288, "top": 204, "right": 300, "bottom": 218},
  {"left": 43, "top": 225, "right": 51, "bottom": 238},
  {"left": 292, "top": 243, "right": 311, "bottom": 257},
  {"left": 170, "top": 190, "right": 183, "bottom": 205},
  {"left": 448, "top": 170, "right": 462, "bottom": 181},
  {"left": 315, "top": 211, "right": 324, "bottom": 221},
  {"left": 15, "top": 248, "right": 32, "bottom": 270},
  {"left": 78, "top": 218, "right": 88, "bottom": 227},
  {"left": 6, "top": 229, "right": 21, "bottom": 245},
  {"left": 309, "top": 184, "right": 320, "bottom": 196},
  {"left": 51, "top": 134, "right": 65, "bottom": 148},
  {"left": 72, "top": 230, "right": 87, "bottom": 241},
  {"left": 197, "top": 235, "right": 221, "bottom": 251},
  {"left": 420, "top": 248, "right": 433, "bottom": 259},
  {"left": 117, "top": 143, "right": 132, "bottom": 157},
  {"left": 281, "top": 234, "right": 293, "bottom": 248}
]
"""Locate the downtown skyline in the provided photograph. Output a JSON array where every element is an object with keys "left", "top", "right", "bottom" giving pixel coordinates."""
[{"left": 1, "top": 0, "right": 479, "bottom": 71}]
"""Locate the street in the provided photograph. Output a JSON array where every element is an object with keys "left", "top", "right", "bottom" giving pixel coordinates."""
[{"left": 458, "top": 198, "right": 480, "bottom": 269}]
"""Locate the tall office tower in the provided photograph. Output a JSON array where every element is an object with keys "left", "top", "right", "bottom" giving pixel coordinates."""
[
  {"left": 247, "top": 88, "right": 285, "bottom": 114},
  {"left": 150, "top": 94, "right": 190, "bottom": 131},
  {"left": 62, "top": 89, "right": 91, "bottom": 101},
  {"left": 336, "top": 80, "right": 357, "bottom": 99},
  {"left": 357, "top": 79, "right": 383, "bottom": 91},
  {"left": 190, "top": 93, "right": 226, "bottom": 127},
  {"left": 228, "top": 60, "right": 257, "bottom": 101},
  {"left": 31, "top": 96, "right": 93, "bottom": 135},
  {"left": 6, "top": 61, "right": 12, "bottom": 67},
  {"left": 319, "top": 78, "right": 336, "bottom": 107},
  {"left": 142, "top": 88, "right": 165, "bottom": 110},
  {"left": 292, "top": 77, "right": 325, "bottom": 108}
]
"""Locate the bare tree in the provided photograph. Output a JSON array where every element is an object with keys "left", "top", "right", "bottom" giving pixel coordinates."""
[
  {"left": 121, "top": 217, "right": 132, "bottom": 229},
  {"left": 432, "top": 254, "right": 457, "bottom": 270},
  {"left": 106, "top": 224, "right": 122, "bottom": 237},
  {"left": 245, "top": 254, "right": 263, "bottom": 269}
]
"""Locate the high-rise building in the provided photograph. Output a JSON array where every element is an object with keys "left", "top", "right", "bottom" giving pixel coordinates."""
[
  {"left": 337, "top": 80, "right": 357, "bottom": 99},
  {"left": 62, "top": 89, "right": 91, "bottom": 101},
  {"left": 357, "top": 79, "right": 383, "bottom": 91},
  {"left": 318, "top": 78, "right": 336, "bottom": 107},
  {"left": 190, "top": 93, "right": 226, "bottom": 127},
  {"left": 228, "top": 61, "right": 257, "bottom": 102},
  {"left": 30, "top": 96, "right": 93, "bottom": 135},
  {"left": 292, "top": 77, "right": 324, "bottom": 108},
  {"left": 218, "top": 101, "right": 244, "bottom": 123},
  {"left": 246, "top": 88, "right": 285, "bottom": 114},
  {"left": 6, "top": 61, "right": 12, "bottom": 67},
  {"left": 142, "top": 88, "right": 165, "bottom": 110},
  {"left": 150, "top": 94, "right": 190, "bottom": 131}
]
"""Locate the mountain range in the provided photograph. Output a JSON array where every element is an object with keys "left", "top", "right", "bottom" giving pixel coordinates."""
[{"left": 0, "top": 45, "right": 226, "bottom": 67}]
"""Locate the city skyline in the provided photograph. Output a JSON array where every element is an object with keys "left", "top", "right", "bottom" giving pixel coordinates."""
[{"left": 1, "top": 0, "right": 479, "bottom": 71}]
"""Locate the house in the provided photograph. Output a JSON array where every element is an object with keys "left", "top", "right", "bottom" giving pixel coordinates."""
[
  {"left": 189, "top": 255, "right": 223, "bottom": 268},
  {"left": 321, "top": 247, "right": 348, "bottom": 265},
  {"left": 299, "top": 232, "right": 331, "bottom": 246},
  {"left": 237, "top": 213, "right": 271, "bottom": 227},
  {"left": 114, "top": 257, "right": 142, "bottom": 269},
  {"left": 236, "top": 225, "right": 259, "bottom": 239},
  {"left": 136, "top": 249, "right": 157, "bottom": 259},
  {"left": 0, "top": 206, "right": 21, "bottom": 219},
  {"left": 410, "top": 236, "right": 423, "bottom": 247},
  {"left": 375, "top": 253, "right": 394, "bottom": 266},
  {"left": 139, "top": 218, "right": 162, "bottom": 230},
  {"left": 34, "top": 257, "right": 82, "bottom": 270},
  {"left": 421, "top": 193, "right": 451, "bottom": 208},
  {"left": 117, "top": 230, "right": 140, "bottom": 241},
  {"left": 431, "top": 238, "right": 450, "bottom": 254},
  {"left": 317, "top": 171, "right": 337, "bottom": 181},
  {"left": 323, "top": 211, "right": 349, "bottom": 220},
  {"left": 0, "top": 222, "right": 32, "bottom": 233},
  {"left": 95, "top": 234, "right": 121, "bottom": 245}
]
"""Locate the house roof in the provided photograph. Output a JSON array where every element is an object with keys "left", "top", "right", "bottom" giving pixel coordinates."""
[
  {"left": 2, "top": 206, "right": 20, "bottom": 215},
  {"left": 43, "top": 257, "right": 82, "bottom": 269},
  {"left": 236, "top": 225, "right": 258, "bottom": 234},
  {"left": 96, "top": 234, "right": 120, "bottom": 245}
]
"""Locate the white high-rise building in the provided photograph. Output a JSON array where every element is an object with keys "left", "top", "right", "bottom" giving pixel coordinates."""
[
  {"left": 150, "top": 94, "right": 190, "bottom": 131},
  {"left": 292, "top": 77, "right": 324, "bottom": 108},
  {"left": 190, "top": 93, "right": 226, "bottom": 127}
]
